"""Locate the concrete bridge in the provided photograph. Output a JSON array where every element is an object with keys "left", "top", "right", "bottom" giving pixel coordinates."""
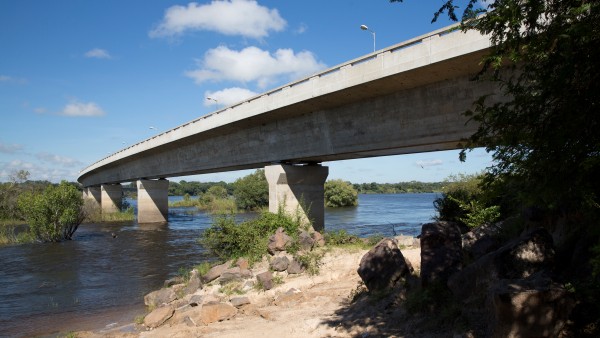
[{"left": 78, "top": 23, "right": 499, "bottom": 230}]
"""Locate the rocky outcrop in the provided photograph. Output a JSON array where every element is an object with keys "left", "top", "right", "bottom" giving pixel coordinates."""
[
  {"left": 448, "top": 227, "right": 555, "bottom": 302},
  {"left": 144, "top": 305, "right": 174, "bottom": 328},
  {"left": 144, "top": 288, "right": 177, "bottom": 308},
  {"left": 357, "top": 238, "right": 413, "bottom": 292},
  {"left": 199, "top": 303, "right": 238, "bottom": 325},
  {"left": 420, "top": 221, "right": 462, "bottom": 287}
]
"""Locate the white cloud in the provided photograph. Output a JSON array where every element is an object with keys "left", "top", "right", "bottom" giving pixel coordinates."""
[
  {"left": 0, "top": 75, "right": 27, "bottom": 84},
  {"left": 204, "top": 87, "right": 257, "bottom": 107},
  {"left": 36, "top": 152, "right": 83, "bottom": 167},
  {"left": 0, "top": 142, "right": 24, "bottom": 154},
  {"left": 294, "top": 23, "right": 308, "bottom": 34},
  {"left": 185, "top": 46, "right": 325, "bottom": 88},
  {"left": 0, "top": 159, "right": 80, "bottom": 183},
  {"left": 0, "top": 75, "right": 10, "bottom": 82},
  {"left": 150, "top": 0, "right": 286, "bottom": 39},
  {"left": 84, "top": 48, "right": 112, "bottom": 59},
  {"left": 59, "top": 100, "right": 106, "bottom": 117},
  {"left": 416, "top": 159, "right": 443, "bottom": 168},
  {"left": 34, "top": 107, "right": 47, "bottom": 114}
]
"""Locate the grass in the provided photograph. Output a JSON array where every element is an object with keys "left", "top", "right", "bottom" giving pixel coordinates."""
[
  {"left": 325, "top": 229, "right": 384, "bottom": 250},
  {"left": 0, "top": 222, "right": 35, "bottom": 245}
]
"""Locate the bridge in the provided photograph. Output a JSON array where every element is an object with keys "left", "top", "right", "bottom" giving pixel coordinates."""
[{"left": 78, "top": 23, "right": 499, "bottom": 230}]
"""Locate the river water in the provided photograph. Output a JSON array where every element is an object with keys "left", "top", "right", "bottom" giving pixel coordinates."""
[{"left": 0, "top": 193, "right": 438, "bottom": 337}]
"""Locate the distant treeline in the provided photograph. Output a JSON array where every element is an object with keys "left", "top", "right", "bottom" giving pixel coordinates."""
[
  {"left": 352, "top": 182, "right": 444, "bottom": 194},
  {"left": 165, "top": 180, "right": 443, "bottom": 196}
]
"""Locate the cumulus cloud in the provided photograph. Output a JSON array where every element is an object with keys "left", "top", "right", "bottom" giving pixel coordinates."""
[
  {"left": 204, "top": 87, "right": 257, "bottom": 107},
  {"left": 150, "top": 0, "right": 286, "bottom": 39},
  {"left": 0, "top": 159, "right": 78, "bottom": 182},
  {"left": 416, "top": 159, "right": 443, "bottom": 168},
  {"left": 59, "top": 100, "right": 106, "bottom": 117},
  {"left": 36, "top": 152, "right": 83, "bottom": 167},
  {"left": 0, "top": 142, "right": 24, "bottom": 154},
  {"left": 186, "top": 46, "right": 325, "bottom": 88},
  {"left": 84, "top": 48, "right": 112, "bottom": 59}
]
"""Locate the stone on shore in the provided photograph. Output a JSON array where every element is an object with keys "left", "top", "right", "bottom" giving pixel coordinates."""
[
  {"left": 420, "top": 221, "right": 462, "bottom": 287},
  {"left": 267, "top": 227, "right": 292, "bottom": 255},
  {"left": 256, "top": 271, "right": 274, "bottom": 290},
  {"left": 198, "top": 303, "right": 238, "bottom": 325},
  {"left": 357, "top": 238, "right": 413, "bottom": 292},
  {"left": 270, "top": 256, "right": 290, "bottom": 271},
  {"left": 144, "top": 288, "right": 177, "bottom": 308},
  {"left": 144, "top": 305, "right": 174, "bottom": 328}
]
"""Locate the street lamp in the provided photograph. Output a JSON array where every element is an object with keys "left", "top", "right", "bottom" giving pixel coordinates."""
[
  {"left": 360, "top": 24, "right": 376, "bottom": 52},
  {"left": 206, "top": 97, "right": 219, "bottom": 110}
]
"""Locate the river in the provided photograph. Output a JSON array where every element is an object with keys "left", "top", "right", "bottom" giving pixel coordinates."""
[{"left": 0, "top": 193, "right": 439, "bottom": 337}]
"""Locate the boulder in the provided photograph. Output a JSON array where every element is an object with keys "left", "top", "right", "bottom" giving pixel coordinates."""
[
  {"left": 287, "top": 259, "right": 305, "bottom": 274},
  {"left": 270, "top": 256, "right": 290, "bottom": 272},
  {"left": 198, "top": 303, "right": 237, "bottom": 325},
  {"left": 462, "top": 221, "right": 505, "bottom": 260},
  {"left": 311, "top": 231, "right": 325, "bottom": 247},
  {"left": 230, "top": 296, "right": 251, "bottom": 308},
  {"left": 448, "top": 228, "right": 555, "bottom": 302},
  {"left": 144, "top": 288, "right": 177, "bottom": 308},
  {"left": 217, "top": 266, "right": 253, "bottom": 284},
  {"left": 420, "top": 221, "right": 462, "bottom": 287},
  {"left": 267, "top": 227, "right": 292, "bottom": 255},
  {"left": 182, "top": 269, "right": 202, "bottom": 295},
  {"left": 164, "top": 276, "right": 184, "bottom": 288},
  {"left": 256, "top": 271, "right": 274, "bottom": 290},
  {"left": 298, "top": 231, "right": 315, "bottom": 251},
  {"left": 486, "top": 273, "right": 575, "bottom": 337},
  {"left": 144, "top": 305, "right": 174, "bottom": 328},
  {"left": 357, "top": 238, "right": 413, "bottom": 292},
  {"left": 202, "top": 262, "right": 229, "bottom": 283},
  {"left": 235, "top": 257, "right": 249, "bottom": 270}
]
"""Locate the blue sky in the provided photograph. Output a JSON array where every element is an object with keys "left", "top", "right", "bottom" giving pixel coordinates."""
[{"left": 0, "top": 0, "right": 492, "bottom": 184}]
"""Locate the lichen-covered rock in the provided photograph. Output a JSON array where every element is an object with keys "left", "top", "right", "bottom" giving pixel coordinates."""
[
  {"left": 420, "top": 221, "right": 462, "bottom": 287},
  {"left": 357, "top": 238, "right": 413, "bottom": 292},
  {"left": 144, "top": 305, "right": 174, "bottom": 328}
]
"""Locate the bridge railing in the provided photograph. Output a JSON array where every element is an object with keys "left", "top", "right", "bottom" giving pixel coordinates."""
[{"left": 79, "top": 22, "right": 475, "bottom": 178}]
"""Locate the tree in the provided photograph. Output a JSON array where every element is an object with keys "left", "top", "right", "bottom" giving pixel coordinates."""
[
  {"left": 18, "top": 181, "right": 84, "bottom": 242},
  {"left": 393, "top": 0, "right": 600, "bottom": 216},
  {"left": 324, "top": 179, "right": 359, "bottom": 208},
  {"left": 233, "top": 169, "right": 268, "bottom": 210}
]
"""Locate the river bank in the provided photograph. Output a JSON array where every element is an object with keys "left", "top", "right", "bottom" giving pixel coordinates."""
[{"left": 74, "top": 244, "right": 423, "bottom": 338}]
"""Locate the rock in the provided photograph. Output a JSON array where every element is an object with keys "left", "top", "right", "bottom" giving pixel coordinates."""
[
  {"left": 270, "top": 256, "right": 290, "bottom": 271},
  {"left": 448, "top": 228, "right": 555, "bottom": 302},
  {"left": 144, "top": 305, "right": 174, "bottom": 328},
  {"left": 311, "top": 231, "right": 325, "bottom": 247},
  {"left": 357, "top": 238, "right": 413, "bottom": 292},
  {"left": 164, "top": 276, "right": 184, "bottom": 288},
  {"left": 287, "top": 259, "right": 304, "bottom": 274},
  {"left": 188, "top": 295, "right": 203, "bottom": 306},
  {"left": 236, "top": 257, "right": 249, "bottom": 270},
  {"left": 274, "top": 289, "right": 304, "bottom": 307},
  {"left": 267, "top": 227, "right": 292, "bottom": 255},
  {"left": 462, "top": 221, "right": 505, "bottom": 260},
  {"left": 256, "top": 271, "right": 274, "bottom": 290},
  {"left": 420, "top": 221, "right": 462, "bottom": 287},
  {"left": 230, "top": 296, "right": 251, "bottom": 307},
  {"left": 198, "top": 303, "right": 237, "bottom": 325},
  {"left": 298, "top": 231, "right": 315, "bottom": 251},
  {"left": 202, "top": 262, "right": 229, "bottom": 283},
  {"left": 486, "top": 273, "right": 575, "bottom": 337},
  {"left": 144, "top": 288, "right": 177, "bottom": 308},
  {"left": 395, "top": 235, "right": 419, "bottom": 248},
  {"left": 217, "top": 266, "right": 253, "bottom": 284},
  {"left": 182, "top": 270, "right": 202, "bottom": 295}
]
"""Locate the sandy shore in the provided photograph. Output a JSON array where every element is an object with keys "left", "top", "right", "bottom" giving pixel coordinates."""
[{"left": 77, "top": 246, "right": 422, "bottom": 338}]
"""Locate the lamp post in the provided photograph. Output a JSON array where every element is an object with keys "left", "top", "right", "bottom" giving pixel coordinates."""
[
  {"left": 360, "top": 24, "right": 376, "bottom": 53},
  {"left": 206, "top": 97, "right": 219, "bottom": 110}
]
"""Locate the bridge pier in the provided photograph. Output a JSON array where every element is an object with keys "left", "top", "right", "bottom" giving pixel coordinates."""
[
  {"left": 101, "top": 184, "right": 122, "bottom": 214},
  {"left": 265, "top": 164, "right": 329, "bottom": 232},
  {"left": 83, "top": 186, "right": 101, "bottom": 209},
  {"left": 137, "top": 179, "right": 169, "bottom": 224}
]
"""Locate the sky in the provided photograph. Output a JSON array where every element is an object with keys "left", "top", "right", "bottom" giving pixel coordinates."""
[{"left": 0, "top": 0, "right": 493, "bottom": 184}]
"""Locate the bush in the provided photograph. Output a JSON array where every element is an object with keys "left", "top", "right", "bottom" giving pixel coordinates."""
[
  {"left": 233, "top": 169, "right": 268, "bottom": 211},
  {"left": 18, "top": 181, "right": 84, "bottom": 242},
  {"left": 200, "top": 209, "right": 302, "bottom": 264},
  {"left": 324, "top": 180, "right": 358, "bottom": 207}
]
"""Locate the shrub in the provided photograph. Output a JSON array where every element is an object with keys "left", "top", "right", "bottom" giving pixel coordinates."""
[
  {"left": 18, "top": 181, "right": 84, "bottom": 242},
  {"left": 232, "top": 169, "right": 268, "bottom": 211},
  {"left": 324, "top": 180, "right": 358, "bottom": 207},
  {"left": 200, "top": 209, "right": 302, "bottom": 264}
]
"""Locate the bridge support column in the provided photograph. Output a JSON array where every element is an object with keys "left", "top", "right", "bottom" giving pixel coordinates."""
[
  {"left": 101, "top": 184, "right": 122, "bottom": 214},
  {"left": 265, "top": 164, "right": 329, "bottom": 232},
  {"left": 137, "top": 179, "right": 169, "bottom": 224},
  {"left": 83, "top": 186, "right": 101, "bottom": 209}
]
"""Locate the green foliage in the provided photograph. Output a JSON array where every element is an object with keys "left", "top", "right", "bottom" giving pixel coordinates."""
[
  {"left": 232, "top": 169, "right": 268, "bottom": 211},
  {"left": 353, "top": 181, "right": 444, "bottom": 194},
  {"left": 324, "top": 180, "right": 358, "bottom": 207},
  {"left": 325, "top": 229, "right": 361, "bottom": 246},
  {"left": 200, "top": 209, "right": 302, "bottom": 264},
  {"left": 169, "top": 180, "right": 232, "bottom": 197},
  {"left": 294, "top": 250, "right": 325, "bottom": 276},
  {"left": 17, "top": 181, "right": 84, "bottom": 242}
]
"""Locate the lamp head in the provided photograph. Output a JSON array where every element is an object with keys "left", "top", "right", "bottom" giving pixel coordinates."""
[{"left": 360, "top": 24, "right": 369, "bottom": 31}]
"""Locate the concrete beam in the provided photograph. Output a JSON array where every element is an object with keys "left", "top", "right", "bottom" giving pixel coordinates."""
[
  {"left": 137, "top": 179, "right": 169, "bottom": 224},
  {"left": 265, "top": 164, "right": 329, "bottom": 232},
  {"left": 101, "top": 184, "right": 122, "bottom": 214},
  {"left": 83, "top": 186, "right": 101, "bottom": 209}
]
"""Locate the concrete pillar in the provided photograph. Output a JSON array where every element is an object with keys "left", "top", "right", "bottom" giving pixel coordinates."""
[
  {"left": 137, "top": 179, "right": 169, "bottom": 224},
  {"left": 83, "top": 186, "right": 101, "bottom": 208},
  {"left": 101, "top": 184, "right": 122, "bottom": 214},
  {"left": 265, "top": 164, "right": 329, "bottom": 232}
]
